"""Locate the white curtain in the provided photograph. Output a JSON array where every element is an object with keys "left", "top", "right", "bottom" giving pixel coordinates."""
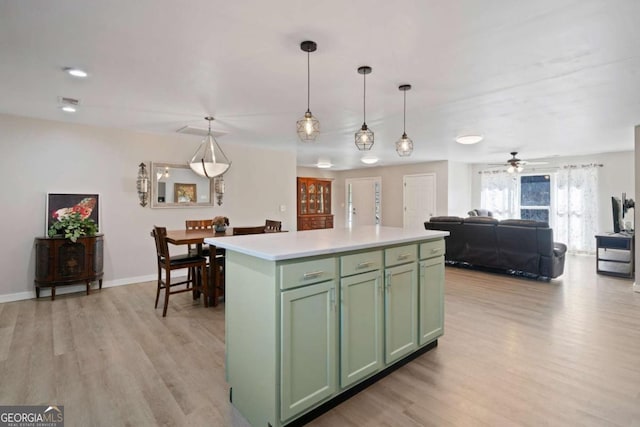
[
  {"left": 480, "top": 171, "right": 518, "bottom": 220},
  {"left": 555, "top": 166, "right": 599, "bottom": 254}
]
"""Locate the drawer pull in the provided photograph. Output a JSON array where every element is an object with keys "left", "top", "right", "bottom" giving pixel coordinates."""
[
  {"left": 356, "top": 261, "right": 374, "bottom": 269},
  {"left": 303, "top": 271, "right": 323, "bottom": 280},
  {"left": 397, "top": 253, "right": 412, "bottom": 260},
  {"left": 431, "top": 248, "right": 439, "bottom": 253}
]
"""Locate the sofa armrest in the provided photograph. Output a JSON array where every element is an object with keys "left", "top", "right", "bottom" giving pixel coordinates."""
[{"left": 553, "top": 242, "right": 567, "bottom": 257}]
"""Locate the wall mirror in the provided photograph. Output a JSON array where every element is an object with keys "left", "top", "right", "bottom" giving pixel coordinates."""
[{"left": 150, "top": 162, "right": 214, "bottom": 208}]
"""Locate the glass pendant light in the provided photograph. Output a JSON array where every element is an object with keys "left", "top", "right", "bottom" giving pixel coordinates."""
[
  {"left": 189, "top": 116, "right": 231, "bottom": 178},
  {"left": 296, "top": 41, "right": 320, "bottom": 142},
  {"left": 355, "top": 66, "right": 374, "bottom": 150},
  {"left": 395, "top": 84, "right": 413, "bottom": 157}
]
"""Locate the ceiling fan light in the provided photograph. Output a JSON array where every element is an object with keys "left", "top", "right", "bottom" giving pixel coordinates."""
[
  {"left": 507, "top": 165, "right": 515, "bottom": 173},
  {"left": 456, "top": 134, "right": 483, "bottom": 145},
  {"left": 517, "top": 165, "right": 524, "bottom": 172}
]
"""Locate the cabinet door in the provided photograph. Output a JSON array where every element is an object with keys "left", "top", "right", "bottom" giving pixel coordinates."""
[
  {"left": 298, "top": 179, "right": 308, "bottom": 215},
  {"left": 384, "top": 263, "right": 418, "bottom": 364},
  {"left": 323, "top": 182, "right": 331, "bottom": 214},
  {"left": 340, "top": 271, "right": 383, "bottom": 388},
  {"left": 419, "top": 257, "right": 444, "bottom": 345},
  {"left": 281, "top": 280, "right": 337, "bottom": 422}
]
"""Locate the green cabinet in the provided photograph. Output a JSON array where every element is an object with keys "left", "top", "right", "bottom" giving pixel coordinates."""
[
  {"left": 419, "top": 256, "right": 444, "bottom": 345},
  {"left": 281, "top": 280, "right": 337, "bottom": 422},
  {"left": 340, "top": 270, "right": 384, "bottom": 388},
  {"left": 384, "top": 262, "right": 418, "bottom": 364},
  {"left": 223, "top": 236, "right": 445, "bottom": 427}
]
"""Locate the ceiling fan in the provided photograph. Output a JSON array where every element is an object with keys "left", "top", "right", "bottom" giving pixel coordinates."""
[{"left": 491, "top": 152, "right": 548, "bottom": 173}]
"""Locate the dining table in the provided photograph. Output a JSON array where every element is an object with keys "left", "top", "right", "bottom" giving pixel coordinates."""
[{"left": 158, "top": 227, "right": 285, "bottom": 306}]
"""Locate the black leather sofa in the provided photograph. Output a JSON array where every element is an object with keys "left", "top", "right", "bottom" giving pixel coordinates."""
[{"left": 425, "top": 216, "right": 567, "bottom": 279}]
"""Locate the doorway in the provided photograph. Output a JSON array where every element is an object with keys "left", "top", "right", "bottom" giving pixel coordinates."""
[
  {"left": 346, "top": 177, "right": 381, "bottom": 227},
  {"left": 403, "top": 173, "right": 436, "bottom": 229}
]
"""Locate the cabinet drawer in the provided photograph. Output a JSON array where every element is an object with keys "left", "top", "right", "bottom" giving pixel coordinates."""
[
  {"left": 341, "top": 250, "right": 382, "bottom": 277},
  {"left": 280, "top": 257, "right": 337, "bottom": 290},
  {"left": 420, "top": 239, "right": 445, "bottom": 260},
  {"left": 385, "top": 244, "right": 417, "bottom": 267}
]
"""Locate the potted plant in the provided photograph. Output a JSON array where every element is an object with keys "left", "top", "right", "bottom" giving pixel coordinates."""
[
  {"left": 213, "top": 216, "right": 230, "bottom": 232},
  {"left": 48, "top": 211, "right": 98, "bottom": 242}
]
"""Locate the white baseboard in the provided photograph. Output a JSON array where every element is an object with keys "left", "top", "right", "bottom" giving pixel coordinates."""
[
  {"left": 0, "top": 274, "right": 156, "bottom": 304},
  {"left": 634, "top": 282, "right": 640, "bottom": 293}
]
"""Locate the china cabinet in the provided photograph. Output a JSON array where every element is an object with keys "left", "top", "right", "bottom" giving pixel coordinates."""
[{"left": 297, "top": 177, "right": 333, "bottom": 230}]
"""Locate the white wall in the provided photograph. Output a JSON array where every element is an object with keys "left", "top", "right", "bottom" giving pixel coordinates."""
[
  {"left": 447, "top": 161, "right": 472, "bottom": 217},
  {"left": 0, "top": 114, "right": 296, "bottom": 301},
  {"left": 635, "top": 127, "right": 639, "bottom": 292},
  {"left": 470, "top": 151, "right": 635, "bottom": 233}
]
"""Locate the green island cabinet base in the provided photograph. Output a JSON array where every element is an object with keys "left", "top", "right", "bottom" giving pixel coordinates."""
[{"left": 209, "top": 227, "right": 447, "bottom": 427}]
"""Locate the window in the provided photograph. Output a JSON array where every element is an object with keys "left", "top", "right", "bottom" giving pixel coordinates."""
[{"left": 520, "top": 175, "right": 551, "bottom": 224}]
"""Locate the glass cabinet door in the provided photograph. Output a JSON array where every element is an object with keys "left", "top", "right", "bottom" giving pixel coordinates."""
[
  {"left": 299, "top": 181, "right": 307, "bottom": 214},
  {"left": 309, "top": 184, "right": 316, "bottom": 214},
  {"left": 323, "top": 182, "right": 331, "bottom": 214},
  {"left": 318, "top": 185, "right": 324, "bottom": 213}
]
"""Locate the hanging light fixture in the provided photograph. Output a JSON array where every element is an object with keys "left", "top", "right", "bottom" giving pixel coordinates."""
[
  {"left": 395, "top": 84, "right": 414, "bottom": 157},
  {"left": 296, "top": 41, "right": 320, "bottom": 142},
  {"left": 355, "top": 66, "right": 374, "bottom": 150},
  {"left": 189, "top": 116, "right": 231, "bottom": 178}
]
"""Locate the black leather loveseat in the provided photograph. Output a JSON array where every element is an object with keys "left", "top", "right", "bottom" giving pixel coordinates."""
[{"left": 425, "top": 216, "right": 567, "bottom": 279}]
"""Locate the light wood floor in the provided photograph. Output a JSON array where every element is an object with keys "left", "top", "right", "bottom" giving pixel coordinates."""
[{"left": 1, "top": 255, "right": 639, "bottom": 426}]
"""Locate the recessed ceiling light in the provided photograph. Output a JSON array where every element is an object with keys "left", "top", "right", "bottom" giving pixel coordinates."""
[
  {"left": 64, "top": 67, "right": 88, "bottom": 78},
  {"left": 316, "top": 161, "right": 332, "bottom": 169},
  {"left": 361, "top": 156, "right": 378, "bottom": 165},
  {"left": 61, "top": 106, "right": 76, "bottom": 113},
  {"left": 455, "top": 134, "right": 483, "bottom": 145}
]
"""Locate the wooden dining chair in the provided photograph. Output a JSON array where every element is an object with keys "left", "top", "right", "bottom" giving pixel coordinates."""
[
  {"left": 186, "top": 219, "right": 226, "bottom": 307},
  {"left": 152, "top": 226, "right": 209, "bottom": 317},
  {"left": 232, "top": 226, "right": 266, "bottom": 235},
  {"left": 264, "top": 219, "right": 282, "bottom": 232}
]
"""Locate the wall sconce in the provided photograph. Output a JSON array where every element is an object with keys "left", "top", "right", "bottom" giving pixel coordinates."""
[
  {"left": 214, "top": 176, "right": 225, "bottom": 206},
  {"left": 137, "top": 162, "right": 149, "bottom": 207}
]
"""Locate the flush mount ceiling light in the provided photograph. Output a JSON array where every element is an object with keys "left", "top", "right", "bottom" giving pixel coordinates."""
[
  {"left": 395, "top": 84, "right": 414, "bottom": 157},
  {"left": 316, "top": 160, "right": 332, "bottom": 169},
  {"left": 189, "top": 116, "right": 231, "bottom": 178},
  {"left": 296, "top": 41, "right": 320, "bottom": 142},
  {"left": 355, "top": 66, "right": 374, "bottom": 151},
  {"left": 64, "top": 67, "right": 88, "bottom": 78},
  {"left": 61, "top": 106, "right": 76, "bottom": 113},
  {"left": 361, "top": 156, "right": 379, "bottom": 165},
  {"left": 455, "top": 134, "right": 483, "bottom": 145}
]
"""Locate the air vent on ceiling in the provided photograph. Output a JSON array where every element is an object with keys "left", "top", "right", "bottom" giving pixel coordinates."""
[
  {"left": 57, "top": 96, "right": 80, "bottom": 106},
  {"left": 176, "top": 125, "right": 227, "bottom": 137}
]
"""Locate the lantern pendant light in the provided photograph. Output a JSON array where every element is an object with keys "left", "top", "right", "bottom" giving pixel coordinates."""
[
  {"left": 296, "top": 41, "right": 320, "bottom": 142},
  {"left": 189, "top": 116, "right": 231, "bottom": 178},
  {"left": 395, "top": 84, "right": 414, "bottom": 157},
  {"left": 355, "top": 66, "right": 374, "bottom": 151}
]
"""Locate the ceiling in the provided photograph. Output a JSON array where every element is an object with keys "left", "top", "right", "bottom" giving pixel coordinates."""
[{"left": 1, "top": 0, "right": 640, "bottom": 170}]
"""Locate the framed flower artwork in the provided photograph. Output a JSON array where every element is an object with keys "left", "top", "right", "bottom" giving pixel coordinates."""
[{"left": 46, "top": 193, "right": 100, "bottom": 233}]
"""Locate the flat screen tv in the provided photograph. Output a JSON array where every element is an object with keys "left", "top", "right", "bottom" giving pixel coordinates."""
[{"left": 611, "top": 196, "right": 623, "bottom": 233}]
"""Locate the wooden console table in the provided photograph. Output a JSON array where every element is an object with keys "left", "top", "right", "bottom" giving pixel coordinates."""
[
  {"left": 595, "top": 233, "right": 634, "bottom": 279},
  {"left": 34, "top": 234, "right": 104, "bottom": 300}
]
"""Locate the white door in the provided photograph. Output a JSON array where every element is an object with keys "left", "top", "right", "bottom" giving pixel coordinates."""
[
  {"left": 403, "top": 173, "right": 436, "bottom": 229},
  {"left": 346, "top": 177, "right": 381, "bottom": 227}
]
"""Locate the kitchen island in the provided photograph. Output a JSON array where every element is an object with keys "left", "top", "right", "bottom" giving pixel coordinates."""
[{"left": 206, "top": 226, "right": 448, "bottom": 427}]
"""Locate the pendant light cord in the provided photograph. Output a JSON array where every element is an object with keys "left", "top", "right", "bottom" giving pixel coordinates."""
[
  {"left": 307, "top": 50, "right": 311, "bottom": 112},
  {"left": 363, "top": 72, "right": 367, "bottom": 123},
  {"left": 403, "top": 90, "right": 406, "bottom": 134}
]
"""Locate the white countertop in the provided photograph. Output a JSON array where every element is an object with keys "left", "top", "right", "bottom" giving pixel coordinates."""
[{"left": 205, "top": 226, "right": 448, "bottom": 261}]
